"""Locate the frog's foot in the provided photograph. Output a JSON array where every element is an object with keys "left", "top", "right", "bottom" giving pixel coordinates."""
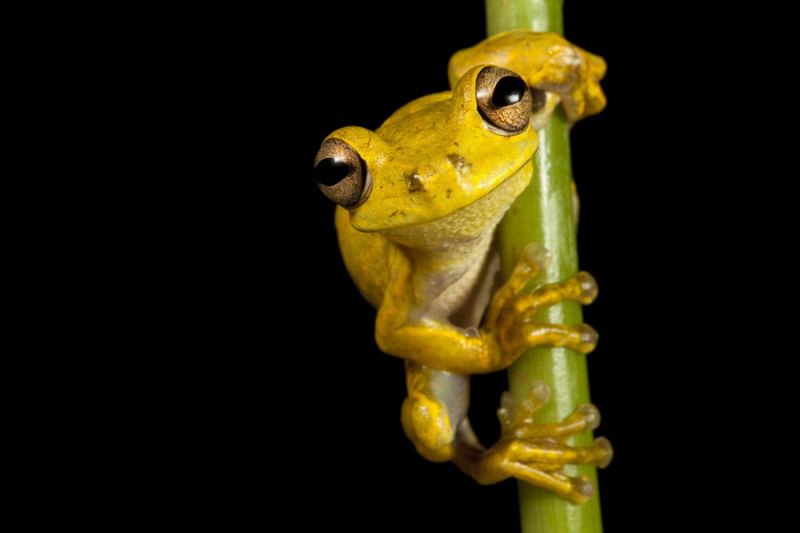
[
  {"left": 458, "top": 382, "right": 612, "bottom": 504},
  {"left": 485, "top": 243, "right": 600, "bottom": 363}
]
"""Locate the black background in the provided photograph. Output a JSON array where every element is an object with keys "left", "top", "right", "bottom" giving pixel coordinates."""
[{"left": 128, "top": 1, "right": 745, "bottom": 530}]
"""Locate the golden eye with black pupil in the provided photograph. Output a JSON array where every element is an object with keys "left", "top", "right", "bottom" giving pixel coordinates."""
[
  {"left": 315, "top": 138, "right": 372, "bottom": 208},
  {"left": 476, "top": 66, "right": 533, "bottom": 134}
]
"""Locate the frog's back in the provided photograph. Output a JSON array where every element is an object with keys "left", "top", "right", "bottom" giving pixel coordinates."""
[{"left": 334, "top": 206, "right": 395, "bottom": 309}]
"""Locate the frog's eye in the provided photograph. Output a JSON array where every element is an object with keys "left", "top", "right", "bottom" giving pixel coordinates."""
[
  {"left": 476, "top": 66, "right": 533, "bottom": 134},
  {"left": 315, "top": 138, "right": 372, "bottom": 208}
]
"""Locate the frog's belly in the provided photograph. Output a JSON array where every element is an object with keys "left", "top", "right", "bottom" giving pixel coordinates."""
[{"left": 437, "top": 245, "right": 499, "bottom": 328}]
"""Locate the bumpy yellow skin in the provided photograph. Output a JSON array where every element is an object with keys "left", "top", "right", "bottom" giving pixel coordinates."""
[
  {"left": 323, "top": 31, "right": 611, "bottom": 503},
  {"left": 449, "top": 31, "right": 607, "bottom": 127}
]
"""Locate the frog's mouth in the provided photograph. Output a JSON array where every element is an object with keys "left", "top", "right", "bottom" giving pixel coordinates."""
[{"left": 381, "top": 159, "right": 534, "bottom": 249}]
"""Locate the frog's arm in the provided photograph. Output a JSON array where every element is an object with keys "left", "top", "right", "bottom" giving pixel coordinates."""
[
  {"left": 375, "top": 243, "right": 599, "bottom": 375},
  {"left": 448, "top": 30, "right": 606, "bottom": 128}
]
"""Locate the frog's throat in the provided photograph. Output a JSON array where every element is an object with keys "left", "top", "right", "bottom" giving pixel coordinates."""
[{"left": 383, "top": 159, "right": 533, "bottom": 252}]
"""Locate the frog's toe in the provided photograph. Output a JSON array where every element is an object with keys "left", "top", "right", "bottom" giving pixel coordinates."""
[
  {"left": 574, "top": 323, "right": 599, "bottom": 353},
  {"left": 500, "top": 460, "right": 596, "bottom": 504},
  {"left": 497, "top": 382, "right": 550, "bottom": 431},
  {"left": 574, "top": 271, "right": 598, "bottom": 304},
  {"left": 575, "top": 403, "right": 601, "bottom": 432},
  {"left": 504, "top": 437, "right": 610, "bottom": 469},
  {"left": 593, "top": 436, "right": 613, "bottom": 469},
  {"left": 572, "top": 475, "right": 595, "bottom": 502},
  {"left": 508, "top": 270, "right": 599, "bottom": 322},
  {"left": 519, "top": 242, "right": 552, "bottom": 274},
  {"left": 517, "top": 321, "right": 598, "bottom": 354}
]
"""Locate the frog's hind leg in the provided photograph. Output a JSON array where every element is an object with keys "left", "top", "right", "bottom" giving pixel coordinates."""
[
  {"left": 452, "top": 381, "right": 612, "bottom": 503},
  {"left": 401, "top": 364, "right": 610, "bottom": 503},
  {"left": 401, "top": 363, "right": 470, "bottom": 463}
]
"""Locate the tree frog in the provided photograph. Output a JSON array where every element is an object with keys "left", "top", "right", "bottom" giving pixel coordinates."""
[{"left": 315, "top": 31, "right": 611, "bottom": 503}]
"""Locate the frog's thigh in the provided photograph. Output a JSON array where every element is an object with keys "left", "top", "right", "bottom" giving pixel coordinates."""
[{"left": 401, "top": 364, "right": 469, "bottom": 463}]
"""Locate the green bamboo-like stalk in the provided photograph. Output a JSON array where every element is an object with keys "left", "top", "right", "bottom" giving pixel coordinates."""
[{"left": 486, "top": 1, "right": 604, "bottom": 532}]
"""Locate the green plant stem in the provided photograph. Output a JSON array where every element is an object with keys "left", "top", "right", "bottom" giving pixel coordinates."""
[{"left": 486, "top": 1, "right": 604, "bottom": 532}]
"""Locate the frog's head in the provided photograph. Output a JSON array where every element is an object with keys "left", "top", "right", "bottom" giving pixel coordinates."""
[{"left": 315, "top": 65, "right": 538, "bottom": 244}]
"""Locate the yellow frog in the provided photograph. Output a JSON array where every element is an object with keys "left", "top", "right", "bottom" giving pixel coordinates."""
[{"left": 315, "top": 31, "right": 611, "bottom": 503}]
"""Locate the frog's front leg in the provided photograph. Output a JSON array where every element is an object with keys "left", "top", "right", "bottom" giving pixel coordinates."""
[
  {"left": 375, "top": 243, "right": 598, "bottom": 375},
  {"left": 483, "top": 242, "right": 599, "bottom": 361}
]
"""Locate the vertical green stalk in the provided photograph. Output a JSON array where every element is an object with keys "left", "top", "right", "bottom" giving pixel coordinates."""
[{"left": 486, "top": 1, "right": 604, "bottom": 532}]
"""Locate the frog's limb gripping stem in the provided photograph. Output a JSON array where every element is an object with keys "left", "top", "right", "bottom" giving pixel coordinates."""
[
  {"left": 456, "top": 381, "right": 612, "bottom": 504},
  {"left": 394, "top": 242, "right": 608, "bottom": 501},
  {"left": 485, "top": 243, "right": 599, "bottom": 365},
  {"left": 376, "top": 243, "right": 598, "bottom": 374}
]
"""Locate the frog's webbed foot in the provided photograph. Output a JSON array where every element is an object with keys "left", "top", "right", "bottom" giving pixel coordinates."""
[
  {"left": 525, "top": 42, "right": 607, "bottom": 127},
  {"left": 458, "top": 382, "right": 612, "bottom": 503},
  {"left": 485, "top": 243, "right": 599, "bottom": 367}
]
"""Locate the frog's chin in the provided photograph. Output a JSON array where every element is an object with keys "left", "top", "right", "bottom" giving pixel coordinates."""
[{"left": 373, "top": 159, "right": 534, "bottom": 249}]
